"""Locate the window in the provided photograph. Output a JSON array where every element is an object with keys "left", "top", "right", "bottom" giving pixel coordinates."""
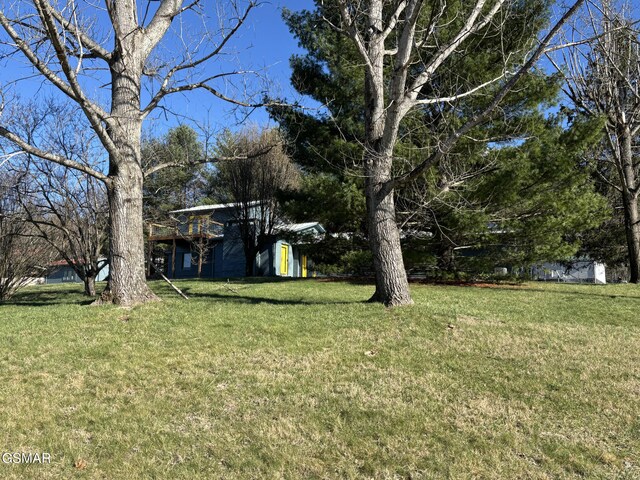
[
  {"left": 280, "top": 245, "right": 289, "bottom": 275},
  {"left": 183, "top": 253, "right": 192, "bottom": 269}
]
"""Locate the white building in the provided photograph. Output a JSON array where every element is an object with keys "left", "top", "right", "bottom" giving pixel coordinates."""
[{"left": 531, "top": 260, "right": 606, "bottom": 284}]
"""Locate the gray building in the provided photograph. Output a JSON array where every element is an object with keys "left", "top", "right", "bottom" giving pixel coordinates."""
[
  {"left": 45, "top": 259, "right": 109, "bottom": 284},
  {"left": 530, "top": 260, "right": 607, "bottom": 284}
]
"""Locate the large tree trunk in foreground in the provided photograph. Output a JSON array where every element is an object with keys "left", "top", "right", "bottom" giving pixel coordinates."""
[
  {"left": 362, "top": 25, "right": 413, "bottom": 307},
  {"left": 0, "top": 0, "right": 262, "bottom": 306},
  {"left": 365, "top": 151, "right": 413, "bottom": 306},
  {"left": 333, "top": 0, "right": 584, "bottom": 306},
  {"left": 102, "top": 168, "right": 158, "bottom": 305},
  {"left": 96, "top": 50, "right": 159, "bottom": 306},
  {"left": 617, "top": 128, "right": 640, "bottom": 284}
]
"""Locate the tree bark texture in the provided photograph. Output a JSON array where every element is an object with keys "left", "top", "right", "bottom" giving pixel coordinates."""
[
  {"left": 104, "top": 168, "right": 158, "bottom": 305},
  {"left": 198, "top": 238, "right": 204, "bottom": 278},
  {"left": 618, "top": 129, "right": 640, "bottom": 283},
  {"left": 98, "top": 46, "right": 159, "bottom": 305},
  {"left": 362, "top": 21, "right": 412, "bottom": 306},
  {"left": 241, "top": 230, "right": 257, "bottom": 277},
  {"left": 244, "top": 246, "right": 256, "bottom": 277},
  {"left": 622, "top": 194, "right": 640, "bottom": 283},
  {"left": 84, "top": 275, "right": 96, "bottom": 297},
  {"left": 365, "top": 155, "right": 413, "bottom": 306}
]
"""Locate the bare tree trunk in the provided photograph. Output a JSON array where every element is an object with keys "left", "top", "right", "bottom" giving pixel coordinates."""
[
  {"left": 365, "top": 155, "right": 412, "bottom": 306},
  {"left": 171, "top": 238, "right": 177, "bottom": 279},
  {"left": 102, "top": 170, "right": 158, "bottom": 305},
  {"left": 437, "top": 242, "right": 456, "bottom": 277},
  {"left": 243, "top": 243, "right": 256, "bottom": 277},
  {"left": 623, "top": 195, "right": 640, "bottom": 283},
  {"left": 84, "top": 275, "right": 96, "bottom": 297},
  {"left": 198, "top": 237, "right": 203, "bottom": 279},
  {"left": 97, "top": 52, "right": 159, "bottom": 305},
  {"left": 619, "top": 130, "right": 640, "bottom": 283},
  {"left": 362, "top": 20, "right": 412, "bottom": 306}
]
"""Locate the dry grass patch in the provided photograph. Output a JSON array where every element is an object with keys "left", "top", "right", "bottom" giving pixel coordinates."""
[{"left": 0, "top": 280, "right": 638, "bottom": 479}]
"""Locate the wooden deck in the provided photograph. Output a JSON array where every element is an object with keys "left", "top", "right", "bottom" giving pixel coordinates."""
[{"left": 147, "top": 219, "right": 223, "bottom": 242}]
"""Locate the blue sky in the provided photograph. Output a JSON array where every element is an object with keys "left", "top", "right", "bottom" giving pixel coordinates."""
[
  {"left": 0, "top": 0, "right": 316, "bottom": 139},
  {"left": 148, "top": 0, "right": 318, "bottom": 134},
  {"left": 2, "top": 1, "right": 638, "bottom": 141}
]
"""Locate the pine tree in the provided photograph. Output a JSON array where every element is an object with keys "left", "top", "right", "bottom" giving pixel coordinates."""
[
  {"left": 272, "top": 1, "right": 604, "bottom": 283},
  {"left": 142, "top": 126, "right": 207, "bottom": 223}
]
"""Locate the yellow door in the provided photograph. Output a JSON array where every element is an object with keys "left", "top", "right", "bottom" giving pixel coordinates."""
[
  {"left": 280, "top": 245, "right": 289, "bottom": 276},
  {"left": 302, "top": 255, "right": 308, "bottom": 278}
]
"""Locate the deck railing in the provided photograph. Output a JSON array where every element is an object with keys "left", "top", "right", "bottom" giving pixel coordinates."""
[{"left": 148, "top": 217, "right": 223, "bottom": 239}]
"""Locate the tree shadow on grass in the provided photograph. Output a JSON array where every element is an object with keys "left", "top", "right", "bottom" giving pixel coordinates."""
[
  {"left": 2, "top": 287, "right": 95, "bottom": 307},
  {"left": 181, "top": 290, "right": 362, "bottom": 306},
  {"left": 458, "top": 284, "right": 640, "bottom": 300}
]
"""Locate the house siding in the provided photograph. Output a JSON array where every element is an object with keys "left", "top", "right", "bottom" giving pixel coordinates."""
[
  {"left": 166, "top": 242, "right": 221, "bottom": 279},
  {"left": 46, "top": 267, "right": 81, "bottom": 284},
  {"left": 159, "top": 204, "right": 324, "bottom": 280},
  {"left": 221, "top": 223, "right": 247, "bottom": 277},
  {"left": 531, "top": 261, "right": 607, "bottom": 284},
  {"left": 165, "top": 240, "right": 315, "bottom": 280},
  {"left": 46, "top": 263, "right": 109, "bottom": 284}
]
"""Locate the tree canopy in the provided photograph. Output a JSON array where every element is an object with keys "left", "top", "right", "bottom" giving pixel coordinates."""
[
  {"left": 143, "top": 125, "right": 208, "bottom": 223},
  {"left": 272, "top": 0, "right": 602, "bottom": 281}
]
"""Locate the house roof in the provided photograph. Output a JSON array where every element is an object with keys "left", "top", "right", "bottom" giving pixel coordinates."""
[
  {"left": 168, "top": 203, "right": 326, "bottom": 236},
  {"left": 51, "top": 260, "right": 73, "bottom": 267},
  {"left": 278, "top": 222, "right": 326, "bottom": 234},
  {"left": 170, "top": 200, "right": 263, "bottom": 214},
  {"left": 49, "top": 258, "right": 108, "bottom": 267}
]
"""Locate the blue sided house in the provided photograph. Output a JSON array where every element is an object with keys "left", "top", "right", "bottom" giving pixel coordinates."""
[
  {"left": 45, "top": 259, "right": 109, "bottom": 284},
  {"left": 148, "top": 202, "right": 325, "bottom": 279}
]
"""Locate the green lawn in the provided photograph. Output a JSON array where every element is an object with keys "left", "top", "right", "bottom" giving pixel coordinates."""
[{"left": 0, "top": 279, "right": 638, "bottom": 479}]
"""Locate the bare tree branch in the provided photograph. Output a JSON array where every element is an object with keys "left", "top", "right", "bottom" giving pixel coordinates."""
[
  {"left": 386, "top": 0, "right": 586, "bottom": 193},
  {"left": 0, "top": 126, "right": 109, "bottom": 182}
]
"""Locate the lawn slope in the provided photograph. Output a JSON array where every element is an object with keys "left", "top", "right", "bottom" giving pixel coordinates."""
[{"left": 0, "top": 280, "right": 638, "bottom": 479}]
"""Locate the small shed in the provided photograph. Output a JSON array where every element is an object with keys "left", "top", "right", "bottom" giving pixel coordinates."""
[{"left": 273, "top": 222, "right": 326, "bottom": 278}]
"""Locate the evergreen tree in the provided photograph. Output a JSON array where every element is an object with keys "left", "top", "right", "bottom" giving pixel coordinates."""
[
  {"left": 407, "top": 115, "right": 608, "bottom": 275},
  {"left": 142, "top": 126, "right": 207, "bottom": 223},
  {"left": 272, "top": 2, "right": 604, "bottom": 281}
]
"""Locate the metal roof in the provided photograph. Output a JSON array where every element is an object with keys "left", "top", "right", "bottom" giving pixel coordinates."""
[
  {"left": 277, "top": 222, "right": 326, "bottom": 234},
  {"left": 170, "top": 200, "right": 263, "bottom": 214}
]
